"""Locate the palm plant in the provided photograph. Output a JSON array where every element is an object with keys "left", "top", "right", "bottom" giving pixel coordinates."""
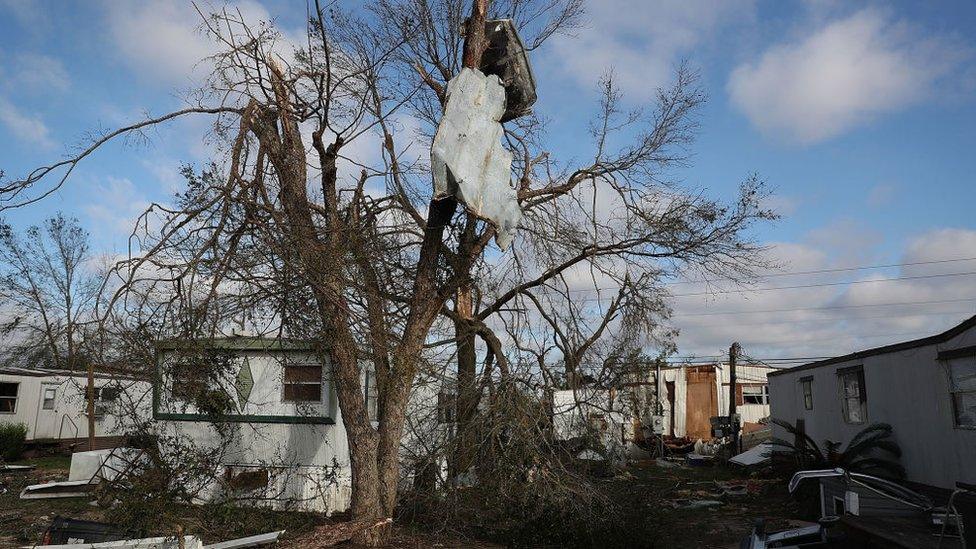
[{"left": 768, "top": 419, "right": 906, "bottom": 479}]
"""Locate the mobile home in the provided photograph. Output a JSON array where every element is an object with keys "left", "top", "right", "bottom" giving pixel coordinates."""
[
  {"left": 651, "top": 361, "right": 775, "bottom": 440},
  {"left": 768, "top": 315, "right": 976, "bottom": 490},
  {"left": 153, "top": 337, "right": 444, "bottom": 513},
  {"left": 0, "top": 366, "right": 151, "bottom": 449}
]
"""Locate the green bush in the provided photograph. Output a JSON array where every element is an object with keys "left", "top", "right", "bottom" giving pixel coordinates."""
[{"left": 0, "top": 422, "right": 29, "bottom": 461}]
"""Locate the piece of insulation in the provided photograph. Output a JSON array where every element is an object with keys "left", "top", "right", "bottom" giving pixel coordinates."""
[{"left": 431, "top": 68, "right": 521, "bottom": 249}]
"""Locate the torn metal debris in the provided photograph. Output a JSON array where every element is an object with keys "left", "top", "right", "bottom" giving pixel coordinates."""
[{"left": 431, "top": 68, "right": 521, "bottom": 249}]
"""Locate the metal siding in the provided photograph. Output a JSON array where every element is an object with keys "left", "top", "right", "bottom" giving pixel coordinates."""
[{"left": 770, "top": 328, "right": 976, "bottom": 489}]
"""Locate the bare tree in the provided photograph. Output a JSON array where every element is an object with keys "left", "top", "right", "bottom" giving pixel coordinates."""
[
  {"left": 0, "top": 213, "right": 105, "bottom": 448},
  {"left": 0, "top": 0, "right": 775, "bottom": 543},
  {"left": 0, "top": 213, "right": 99, "bottom": 369}
]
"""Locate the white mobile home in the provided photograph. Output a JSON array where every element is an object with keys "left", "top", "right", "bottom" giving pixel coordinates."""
[
  {"left": 768, "top": 315, "right": 976, "bottom": 490},
  {"left": 153, "top": 337, "right": 444, "bottom": 514},
  {"left": 649, "top": 362, "right": 775, "bottom": 440},
  {"left": 0, "top": 366, "right": 151, "bottom": 449}
]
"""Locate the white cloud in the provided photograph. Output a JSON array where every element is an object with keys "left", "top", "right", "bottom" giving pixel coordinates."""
[
  {"left": 546, "top": 0, "right": 754, "bottom": 98},
  {"left": 760, "top": 194, "right": 799, "bottom": 217},
  {"left": 728, "top": 8, "right": 970, "bottom": 144},
  {"left": 8, "top": 53, "right": 70, "bottom": 92},
  {"left": 101, "top": 0, "right": 294, "bottom": 85},
  {"left": 83, "top": 176, "right": 153, "bottom": 243},
  {"left": 673, "top": 228, "right": 976, "bottom": 360},
  {"left": 806, "top": 218, "right": 882, "bottom": 266},
  {"left": 0, "top": 95, "right": 55, "bottom": 148}
]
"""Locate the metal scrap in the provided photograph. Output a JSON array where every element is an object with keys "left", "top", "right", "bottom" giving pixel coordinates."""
[{"left": 431, "top": 68, "right": 521, "bottom": 249}]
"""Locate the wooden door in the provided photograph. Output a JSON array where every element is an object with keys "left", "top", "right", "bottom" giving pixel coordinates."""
[{"left": 685, "top": 367, "right": 717, "bottom": 440}]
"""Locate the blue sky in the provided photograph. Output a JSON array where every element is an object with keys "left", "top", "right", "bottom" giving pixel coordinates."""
[{"left": 1, "top": 0, "right": 976, "bottom": 359}]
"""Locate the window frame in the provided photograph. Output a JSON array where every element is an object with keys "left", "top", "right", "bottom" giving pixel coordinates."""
[
  {"left": 946, "top": 357, "right": 976, "bottom": 429},
  {"left": 800, "top": 376, "right": 814, "bottom": 411},
  {"left": 838, "top": 366, "right": 867, "bottom": 425},
  {"left": 42, "top": 387, "right": 57, "bottom": 410},
  {"left": 282, "top": 364, "right": 325, "bottom": 404},
  {"left": 741, "top": 384, "right": 769, "bottom": 405},
  {"left": 0, "top": 382, "right": 18, "bottom": 414}
]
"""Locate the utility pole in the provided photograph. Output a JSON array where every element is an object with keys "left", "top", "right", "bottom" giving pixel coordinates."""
[{"left": 728, "top": 342, "right": 741, "bottom": 455}]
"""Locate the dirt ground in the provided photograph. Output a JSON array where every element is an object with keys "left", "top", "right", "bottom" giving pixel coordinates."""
[{"left": 0, "top": 456, "right": 799, "bottom": 548}]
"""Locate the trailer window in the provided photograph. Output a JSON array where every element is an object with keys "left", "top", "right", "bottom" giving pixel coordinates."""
[
  {"left": 42, "top": 387, "right": 56, "bottom": 410},
  {"left": 0, "top": 382, "right": 17, "bottom": 413},
  {"left": 801, "top": 377, "right": 813, "bottom": 410},
  {"left": 948, "top": 358, "right": 976, "bottom": 427},
  {"left": 742, "top": 385, "right": 769, "bottom": 405},
  {"left": 283, "top": 365, "right": 323, "bottom": 403},
  {"left": 839, "top": 367, "right": 867, "bottom": 424}
]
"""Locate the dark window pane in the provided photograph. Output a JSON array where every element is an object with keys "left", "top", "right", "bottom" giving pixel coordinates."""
[
  {"left": 0, "top": 398, "right": 14, "bottom": 413},
  {"left": 284, "top": 383, "right": 321, "bottom": 402},
  {"left": 0, "top": 383, "right": 17, "bottom": 397},
  {"left": 284, "top": 365, "right": 322, "bottom": 383},
  {"left": 954, "top": 393, "right": 976, "bottom": 427}
]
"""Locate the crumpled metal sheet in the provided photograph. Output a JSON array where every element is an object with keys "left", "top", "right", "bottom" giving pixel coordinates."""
[{"left": 431, "top": 67, "right": 521, "bottom": 250}]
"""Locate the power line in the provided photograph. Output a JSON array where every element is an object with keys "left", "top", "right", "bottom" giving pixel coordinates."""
[
  {"left": 561, "top": 271, "right": 976, "bottom": 302},
  {"left": 668, "top": 270, "right": 976, "bottom": 298},
  {"left": 677, "top": 309, "right": 972, "bottom": 329},
  {"left": 670, "top": 297, "right": 976, "bottom": 317},
  {"left": 662, "top": 256, "right": 976, "bottom": 286}
]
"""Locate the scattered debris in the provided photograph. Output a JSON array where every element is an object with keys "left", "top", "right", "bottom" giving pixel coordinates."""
[
  {"left": 35, "top": 535, "right": 204, "bottom": 548},
  {"left": 36, "top": 517, "right": 282, "bottom": 549},
  {"left": 1, "top": 464, "right": 35, "bottom": 472},
  {"left": 431, "top": 67, "right": 521, "bottom": 249},
  {"left": 671, "top": 499, "right": 723, "bottom": 510},
  {"left": 283, "top": 518, "right": 391, "bottom": 547},
  {"left": 685, "top": 453, "right": 715, "bottom": 466},
  {"left": 662, "top": 436, "right": 695, "bottom": 455},
  {"left": 693, "top": 438, "right": 725, "bottom": 456},
  {"left": 576, "top": 449, "right": 603, "bottom": 461},
  {"left": 203, "top": 530, "right": 284, "bottom": 549},
  {"left": 740, "top": 520, "right": 832, "bottom": 549},
  {"left": 730, "top": 442, "right": 772, "bottom": 467},
  {"left": 20, "top": 479, "right": 94, "bottom": 500},
  {"left": 42, "top": 516, "right": 133, "bottom": 545},
  {"left": 20, "top": 447, "right": 145, "bottom": 500}
]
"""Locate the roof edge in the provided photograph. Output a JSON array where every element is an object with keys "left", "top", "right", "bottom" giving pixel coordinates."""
[{"left": 155, "top": 336, "right": 320, "bottom": 352}]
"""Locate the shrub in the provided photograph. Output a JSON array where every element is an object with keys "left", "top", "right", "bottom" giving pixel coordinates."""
[{"left": 0, "top": 422, "right": 29, "bottom": 461}]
